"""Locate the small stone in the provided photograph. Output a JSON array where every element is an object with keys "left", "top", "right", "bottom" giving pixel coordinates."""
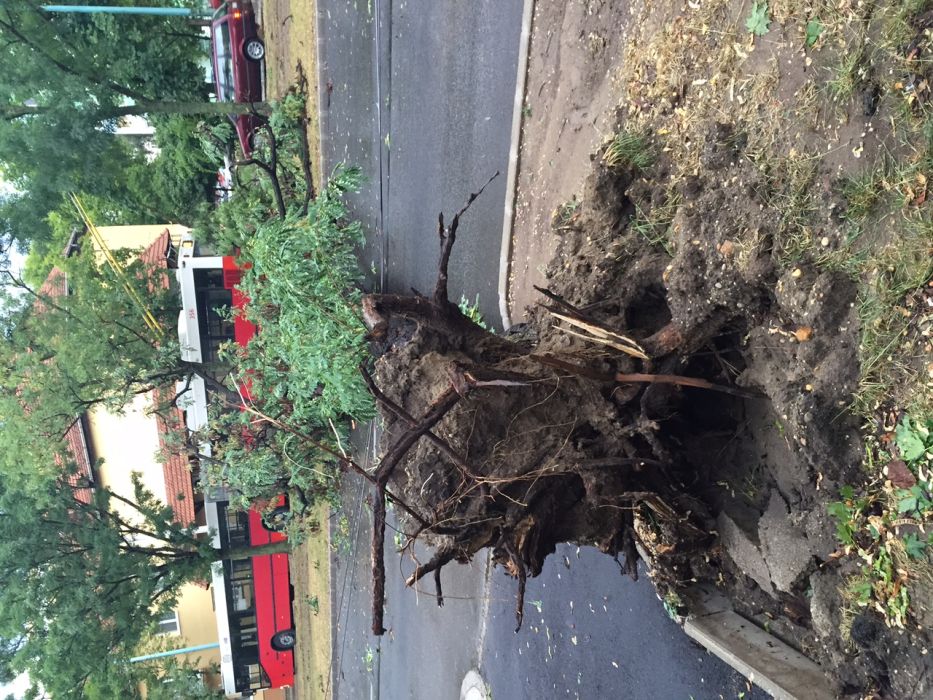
[
  {"left": 717, "top": 512, "right": 775, "bottom": 596},
  {"left": 759, "top": 492, "right": 814, "bottom": 593}
]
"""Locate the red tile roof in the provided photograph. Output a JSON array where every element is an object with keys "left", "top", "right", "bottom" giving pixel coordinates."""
[
  {"left": 63, "top": 418, "right": 94, "bottom": 505},
  {"left": 139, "top": 229, "right": 173, "bottom": 291},
  {"left": 141, "top": 231, "right": 196, "bottom": 525},
  {"left": 153, "top": 387, "right": 196, "bottom": 527},
  {"left": 36, "top": 268, "right": 93, "bottom": 503}
]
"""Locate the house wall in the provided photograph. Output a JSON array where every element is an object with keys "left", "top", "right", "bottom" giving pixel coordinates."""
[
  {"left": 87, "top": 392, "right": 167, "bottom": 509},
  {"left": 86, "top": 394, "right": 221, "bottom": 682},
  {"left": 172, "top": 581, "right": 222, "bottom": 674},
  {"left": 95, "top": 224, "right": 189, "bottom": 254}
]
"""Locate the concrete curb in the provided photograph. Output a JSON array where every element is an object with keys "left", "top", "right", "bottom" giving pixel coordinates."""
[
  {"left": 460, "top": 670, "right": 489, "bottom": 700},
  {"left": 497, "top": 0, "right": 536, "bottom": 331},
  {"left": 682, "top": 586, "right": 835, "bottom": 700}
]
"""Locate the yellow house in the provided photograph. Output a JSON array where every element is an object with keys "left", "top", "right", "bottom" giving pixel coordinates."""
[
  {"left": 86, "top": 393, "right": 222, "bottom": 686},
  {"left": 59, "top": 223, "right": 289, "bottom": 699},
  {"left": 53, "top": 224, "right": 225, "bottom": 691}
]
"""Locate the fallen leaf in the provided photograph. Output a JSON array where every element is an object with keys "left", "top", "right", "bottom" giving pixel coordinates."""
[
  {"left": 886, "top": 459, "right": 916, "bottom": 489},
  {"left": 794, "top": 326, "right": 813, "bottom": 342}
]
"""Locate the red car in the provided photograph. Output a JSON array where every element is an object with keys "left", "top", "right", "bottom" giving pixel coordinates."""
[{"left": 210, "top": 0, "right": 265, "bottom": 158}]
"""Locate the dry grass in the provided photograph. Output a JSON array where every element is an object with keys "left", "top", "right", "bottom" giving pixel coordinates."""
[
  {"left": 613, "top": 0, "right": 933, "bottom": 634},
  {"left": 257, "top": 3, "right": 330, "bottom": 696},
  {"left": 261, "top": 0, "right": 323, "bottom": 189},
  {"left": 616, "top": 0, "right": 933, "bottom": 416},
  {"left": 290, "top": 503, "right": 333, "bottom": 699}
]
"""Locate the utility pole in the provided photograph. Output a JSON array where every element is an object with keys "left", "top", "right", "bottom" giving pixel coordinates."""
[
  {"left": 41, "top": 5, "right": 199, "bottom": 16},
  {"left": 129, "top": 642, "right": 220, "bottom": 662}
]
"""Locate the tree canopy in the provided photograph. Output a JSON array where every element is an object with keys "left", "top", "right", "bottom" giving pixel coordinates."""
[
  {"left": 0, "top": 0, "right": 233, "bottom": 257},
  {"left": 0, "top": 475, "right": 213, "bottom": 697},
  {"left": 0, "top": 246, "right": 184, "bottom": 491}
]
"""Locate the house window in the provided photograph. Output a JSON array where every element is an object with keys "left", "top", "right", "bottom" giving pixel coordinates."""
[{"left": 157, "top": 610, "right": 180, "bottom": 635}]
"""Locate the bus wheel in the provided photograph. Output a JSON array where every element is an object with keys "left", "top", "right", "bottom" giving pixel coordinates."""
[
  {"left": 271, "top": 629, "right": 296, "bottom": 651},
  {"left": 263, "top": 505, "right": 289, "bottom": 531}
]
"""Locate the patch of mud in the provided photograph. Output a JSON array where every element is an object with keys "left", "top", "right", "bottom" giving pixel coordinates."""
[
  {"left": 520, "top": 147, "right": 931, "bottom": 695},
  {"left": 502, "top": 0, "right": 933, "bottom": 693}
]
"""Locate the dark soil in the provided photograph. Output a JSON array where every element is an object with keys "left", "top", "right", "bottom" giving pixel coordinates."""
[
  {"left": 370, "top": 148, "right": 930, "bottom": 697},
  {"left": 361, "top": 0, "right": 933, "bottom": 697}
]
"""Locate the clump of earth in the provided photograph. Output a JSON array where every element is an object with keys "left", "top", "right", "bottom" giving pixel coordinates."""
[
  {"left": 368, "top": 140, "right": 931, "bottom": 695},
  {"left": 361, "top": 0, "right": 933, "bottom": 694}
]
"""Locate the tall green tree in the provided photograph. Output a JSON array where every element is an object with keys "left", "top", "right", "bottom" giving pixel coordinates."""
[
  {"left": 0, "top": 0, "right": 258, "bottom": 250},
  {"left": 0, "top": 247, "right": 182, "bottom": 487},
  {"left": 0, "top": 472, "right": 285, "bottom": 698}
]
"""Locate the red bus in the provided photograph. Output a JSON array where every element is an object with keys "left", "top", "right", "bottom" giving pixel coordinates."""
[{"left": 174, "top": 233, "right": 296, "bottom": 695}]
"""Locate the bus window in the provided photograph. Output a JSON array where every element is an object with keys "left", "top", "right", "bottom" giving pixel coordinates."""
[
  {"left": 193, "top": 269, "right": 234, "bottom": 363},
  {"left": 223, "top": 508, "right": 250, "bottom": 548},
  {"left": 230, "top": 559, "right": 254, "bottom": 612}
]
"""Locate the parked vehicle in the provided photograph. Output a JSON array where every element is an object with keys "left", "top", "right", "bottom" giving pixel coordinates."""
[
  {"left": 206, "top": 499, "right": 295, "bottom": 695},
  {"left": 210, "top": 0, "right": 265, "bottom": 158},
  {"left": 175, "top": 233, "right": 295, "bottom": 695}
]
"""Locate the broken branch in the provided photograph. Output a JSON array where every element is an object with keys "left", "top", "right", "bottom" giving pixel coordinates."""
[{"left": 433, "top": 171, "right": 500, "bottom": 306}]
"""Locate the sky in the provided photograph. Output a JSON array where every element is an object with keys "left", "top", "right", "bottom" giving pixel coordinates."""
[{"left": 0, "top": 674, "right": 30, "bottom": 699}]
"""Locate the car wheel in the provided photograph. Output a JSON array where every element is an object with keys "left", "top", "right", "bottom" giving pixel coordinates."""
[
  {"left": 262, "top": 505, "right": 289, "bottom": 532},
  {"left": 271, "top": 629, "right": 296, "bottom": 651},
  {"left": 244, "top": 38, "right": 265, "bottom": 62}
]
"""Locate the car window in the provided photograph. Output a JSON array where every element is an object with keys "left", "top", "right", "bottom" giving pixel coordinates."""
[{"left": 212, "top": 20, "right": 235, "bottom": 102}]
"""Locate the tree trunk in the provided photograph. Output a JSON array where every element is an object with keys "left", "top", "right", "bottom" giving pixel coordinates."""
[{"left": 1, "top": 100, "right": 272, "bottom": 122}]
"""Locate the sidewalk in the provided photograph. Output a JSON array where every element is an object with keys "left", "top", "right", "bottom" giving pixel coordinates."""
[{"left": 498, "top": 0, "right": 634, "bottom": 327}]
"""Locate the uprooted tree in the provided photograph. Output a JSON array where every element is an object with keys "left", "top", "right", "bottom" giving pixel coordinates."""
[
  {"left": 354, "top": 174, "right": 761, "bottom": 635},
  {"left": 218, "top": 125, "right": 769, "bottom": 637}
]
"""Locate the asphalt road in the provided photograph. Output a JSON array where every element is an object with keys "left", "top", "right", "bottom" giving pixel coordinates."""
[
  {"left": 480, "top": 548, "right": 765, "bottom": 700},
  {"left": 317, "top": 2, "right": 769, "bottom": 698},
  {"left": 317, "top": 0, "right": 518, "bottom": 323}
]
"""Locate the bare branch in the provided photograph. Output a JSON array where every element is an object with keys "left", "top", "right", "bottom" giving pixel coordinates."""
[{"left": 433, "top": 171, "right": 499, "bottom": 306}]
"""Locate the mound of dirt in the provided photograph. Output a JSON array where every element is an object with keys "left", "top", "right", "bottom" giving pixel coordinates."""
[
  {"left": 368, "top": 148, "right": 930, "bottom": 696},
  {"left": 491, "top": 0, "right": 933, "bottom": 695}
]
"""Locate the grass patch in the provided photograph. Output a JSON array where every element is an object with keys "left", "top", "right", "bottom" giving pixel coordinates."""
[
  {"left": 827, "top": 44, "right": 868, "bottom": 104},
  {"left": 603, "top": 130, "right": 654, "bottom": 170},
  {"left": 839, "top": 166, "right": 889, "bottom": 223},
  {"left": 852, "top": 214, "right": 933, "bottom": 418},
  {"left": 261, "top": 0, "right": 323, "bottom": 189},
  {"left": 628, "top": 191, "right": 679, "bottom": 257},
  {"left": 750, "top": 151, "right": 822, "bottom": 264},
  {"left": 291, "top": 502, "right": 333, "bottom": 699},
  {"left": 830, "top": 417, "right": 933, "bottom": 628}
]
